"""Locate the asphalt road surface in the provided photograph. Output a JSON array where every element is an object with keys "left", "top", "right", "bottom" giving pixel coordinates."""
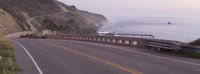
[{"left": 11, "top": 38, "right": 200, "bottom": 74}]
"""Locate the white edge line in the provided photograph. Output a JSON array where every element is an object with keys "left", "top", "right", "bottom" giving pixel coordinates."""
[
  {"left": 106, "top": 44, "right": 200, "bottom": 66},
  {"left": 123, "top": 48, "right": 200, "bottom": 66},
  {"left": 14, "top": 41, "right": 44, "bottom": 74},
  {"left": 62, "top": 40, "right": 200, "bottom": 66}
]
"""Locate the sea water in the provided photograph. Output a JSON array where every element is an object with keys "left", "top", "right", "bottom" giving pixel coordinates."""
[{"left": 99, "top": 17, "right": 200, "bottom": 42}]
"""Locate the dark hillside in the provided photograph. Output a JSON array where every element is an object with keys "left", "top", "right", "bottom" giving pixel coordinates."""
[{"left": 0, "top": 0, "right": 107, "bottom": 34}]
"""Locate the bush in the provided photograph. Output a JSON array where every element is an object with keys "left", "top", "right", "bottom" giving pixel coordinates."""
[
  {"left": 189, "top": 39, "right": 200, "bottom": 46},
  {"left": 178, "top": 50, "right": 200, "bottom": 59},
  {"left": 20, "top": 33, "right": 47, "bottom": 39},
  {"left": 0, "top": 50, "right": 14, "bottom": 57},
  {"left": 0, "top": 35, "right": 19, "bottom": 74}
]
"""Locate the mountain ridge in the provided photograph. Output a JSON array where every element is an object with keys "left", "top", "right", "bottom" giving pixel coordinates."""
[{"left": 0, "top": 0, "right": 107, "bottom": 34}]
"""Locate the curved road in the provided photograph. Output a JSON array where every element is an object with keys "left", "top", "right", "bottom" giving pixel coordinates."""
[{"left": 12, "top": 38, "right": 200, "bottom": 74}]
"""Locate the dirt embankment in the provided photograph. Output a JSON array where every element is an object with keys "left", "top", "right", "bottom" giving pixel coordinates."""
[{"left": 0, "top": 9, "right": 21, "bottom": 35}]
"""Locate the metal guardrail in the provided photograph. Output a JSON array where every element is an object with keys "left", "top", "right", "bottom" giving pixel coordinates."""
[
  {"left": 48, "top": 34, "right": 147, "bottom": 48},
  {"left": 145, "top": 39, "right": 200, "bottom": 51},
  {"left": 113, "top": 33, "right": 155, "bottom": 39},
  {"left": 91, "top": 33, "right": 155, "bottom": 39},
  {"left": 47, "top": 34, "right": 200, "bottom": 51},
  {"left": 145, "top": 39, "right": 182, "bottom": 50}
]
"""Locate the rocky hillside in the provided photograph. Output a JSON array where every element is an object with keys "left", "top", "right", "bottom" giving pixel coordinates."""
[
  {"left": 0, "top": 9, "right": 21, "bottom": 34},
  {"left": 0, "top": 0, "right": 107, "bottom": 34},
  {"left": 59, "top": 2, "right": 107, "bottom": 27}
]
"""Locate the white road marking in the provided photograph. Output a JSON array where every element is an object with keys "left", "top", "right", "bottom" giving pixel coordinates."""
[
  {"left": 122, "top": 48, "right": 200, "bottom": 66},
  {"left": 62, "top": 40, "right": 200, "bottom": 66},
  {"left": 14, "top": 41, "right": 44, "bottom": 74}
]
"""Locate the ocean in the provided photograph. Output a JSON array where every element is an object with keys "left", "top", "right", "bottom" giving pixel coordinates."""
[{"left": 99, "top": 17, "right": 200, "bottom": 42}]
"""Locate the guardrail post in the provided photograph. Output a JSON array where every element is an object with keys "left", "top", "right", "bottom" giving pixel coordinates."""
[
  {"left": 77, "top": 36, "right": 80, "bottom": 40},
  {"left": 86, "top": 37, "right": 89, "bottom": 40},
  {"left": 112, "top": 39, "right": 116, "bottom": 43},
  {"left": 93, "top": 37, "right": 96, "bottom": 41},
  {"left": 75, "top": 36, "right": 77, "bottom": 39},
  {"left": 118, "top": 40, "right": 123, "bottom": 44},
  {"left": 131, "top": 41, "right": 138, "bottom": 46},
  {"left": 77, "top": 36, "right": 79, "bottom": 39},
  {"left": 89, "top": 37, "right": 92, "bottom": 40},
  {"left": 82, "top": 37, "right": 85, "bottom": 40},
  {"left": 102, "top": 38, "right": 106, "bottom": 42},
  {"left": 124, "top": 40, "right": 130, "bottom": 45},
  {"left": 107, "top": 39, "right": 111, "bottom": 42},
  {"left": 97, "top": 38, "right": 101, "bottom": 41},
  {"left": 80, "top": 37, "right": 82, "bottom": 40}
]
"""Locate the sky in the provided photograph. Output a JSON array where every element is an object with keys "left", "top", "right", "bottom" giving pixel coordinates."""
[{"left": 58, "top": 0, "right": 200, "bottom": 18}]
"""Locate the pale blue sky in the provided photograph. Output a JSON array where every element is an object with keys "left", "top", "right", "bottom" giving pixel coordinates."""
[{"left": 58, "top": 0, "right": 200, "bottom": 18}]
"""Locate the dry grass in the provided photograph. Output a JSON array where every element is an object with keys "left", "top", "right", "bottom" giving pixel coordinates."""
[
  {"left": 0, "top": 35, "right": 19, "bottom": 74},
  {"left": 0, "top": 9, "right": 21, "bottom": 34}
]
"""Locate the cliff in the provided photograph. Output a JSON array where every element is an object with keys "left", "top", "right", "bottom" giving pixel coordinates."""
[
  {"left": 0, "top": 9, "right": 21, "bottom": 34},
  {"left": 0, "top": 0, "right": 107, "bottom": 34}
]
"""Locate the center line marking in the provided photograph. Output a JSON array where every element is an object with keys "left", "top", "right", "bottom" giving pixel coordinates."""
[
  {"left": 14, "top": 41, "right": 44, "bottom": 74},
  {"left": 46, "top": 42, "right": 143, "bottom": 74}
]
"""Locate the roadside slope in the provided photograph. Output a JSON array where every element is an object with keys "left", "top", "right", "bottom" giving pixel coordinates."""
[
  {"left": 0, "top": 9, "right": 21, "bottom": 34},
  {"left": 0, "top": 0, "right": 107, "bottom": 34}
]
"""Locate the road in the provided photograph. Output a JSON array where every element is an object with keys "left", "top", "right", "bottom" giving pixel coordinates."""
[{"left": 12, "top": 38, "right": 200, "bottom": 74}]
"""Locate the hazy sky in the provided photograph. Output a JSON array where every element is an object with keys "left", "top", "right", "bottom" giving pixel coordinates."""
[{"left": 58, "top": 0, "right": 200, "bottom": 18}]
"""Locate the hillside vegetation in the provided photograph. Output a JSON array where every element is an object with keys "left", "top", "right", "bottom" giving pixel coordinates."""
[
  {"left": 189, "top": 39, "right": 200, "bottom": 46},
  {"left": 0, "top": 35, "right": 19, "bottom": 74},
  {"left": 0, "top": 0, "right": 107, "bottom": 34},
  {"left": 0, "top": 9, "right": 21, "bottom": 34}
]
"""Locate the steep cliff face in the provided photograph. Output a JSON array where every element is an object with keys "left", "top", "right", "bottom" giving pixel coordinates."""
[
  {"left": 78, "top": 10, "right": 107, "bottom": 27},
  {"left": 0, "top": 0, "right": 62, "bottom": 30},
  {"left": 58, "top": 2, "right": 107, "bottom": 27},
  {"left": 34, "top": 4, "right": 107, "bottom": 34},
  {"left": 0, "top": 0, "right": 107, "bottom": 34},
  {"left": 0, "top": 9, "right": 21, "bottom": 34}
]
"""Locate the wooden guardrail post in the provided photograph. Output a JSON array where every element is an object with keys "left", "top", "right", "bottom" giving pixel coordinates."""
[
  {"left": 102, "top": 38, "right": 106, "bottom": 42},
  {"left": 124, "top": 40, "right": 130, "bottom": 45},
  {"left": 118, "top": 40, "right": 123, "bottom": 44},
  {"left": 131, "top": 41, "right": 138, "bottom": 46},
  {"left": 107, "top": 38, "right": 111, "bottom": 43},
  {"left": 112, "top": 39, "right": 116, "bottom": 43}
]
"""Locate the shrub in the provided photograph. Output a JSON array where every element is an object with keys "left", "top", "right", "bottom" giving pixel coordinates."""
[
  {"left": 189, "top": 39, "right": 200, "bottom": 46},
  {"left": 0, "top": 35, "right": 19, "bottom": 74},
  {"left": 178, "top": 50, "right": 200, "bottom": 59}
]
